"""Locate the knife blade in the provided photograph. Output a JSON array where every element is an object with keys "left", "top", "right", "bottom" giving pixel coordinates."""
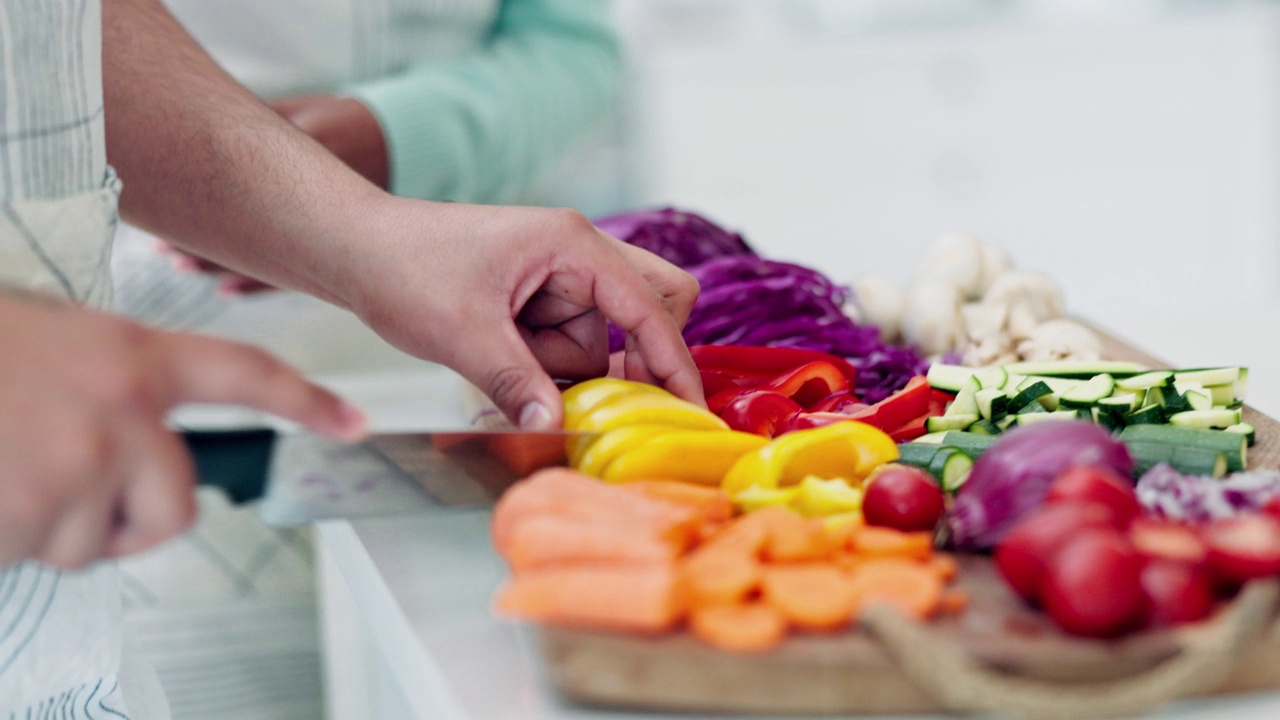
[{"left": 181, "top": 428, "right": 594, "bottom": 514}]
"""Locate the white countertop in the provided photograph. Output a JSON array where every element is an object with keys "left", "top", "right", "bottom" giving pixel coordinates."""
[{"left": 312, "top": 309, "right": 1280, "bottom": 719}]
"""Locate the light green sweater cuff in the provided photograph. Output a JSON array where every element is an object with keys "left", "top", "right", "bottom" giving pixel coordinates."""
[{"left": 346, "top": 0, "right": 620, "bottom": 204}]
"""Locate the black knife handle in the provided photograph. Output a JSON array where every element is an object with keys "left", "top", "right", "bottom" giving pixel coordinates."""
[{"left": 180, "top": 428, "right": 278, "bottom": 505}]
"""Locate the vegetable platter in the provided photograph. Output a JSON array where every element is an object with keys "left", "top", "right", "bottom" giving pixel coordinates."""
[{"left": 478, "top": 210, "right": 1280, "bottom": 719}]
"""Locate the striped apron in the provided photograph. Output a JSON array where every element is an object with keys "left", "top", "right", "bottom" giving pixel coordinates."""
[{"left": 1, "top": 1, "right": 166, "bottom": 716}]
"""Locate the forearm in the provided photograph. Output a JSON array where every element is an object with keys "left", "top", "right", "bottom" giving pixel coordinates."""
[{"left": 101, "top": 0, "right": 386, "bottom": 307}]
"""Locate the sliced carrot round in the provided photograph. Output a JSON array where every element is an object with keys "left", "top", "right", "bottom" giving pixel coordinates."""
[{"left": 689, "top": 602, "right": 788, "bottom": 653}]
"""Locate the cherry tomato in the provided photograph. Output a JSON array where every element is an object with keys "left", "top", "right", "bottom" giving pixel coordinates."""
[
  {"left": 1128, "top": 517, "right": 1207, "bottom": 565},
  {"left": 1200, "top": 514, "right": 1280, "bottom": 584},
  {"left": 994, "top": 501, "right": 1119, "bottom": 603},
  {"left": 1045, "top": 465, "right": 1140, "bottom": 528},
  {"left": 1139, "top": 558, "right": 1216, "bottom": 628},
  {"left": 1042, "top": 528, "right": 1145, "bottom": 638},
  {"left": 862, "top": 465, "right": 945, "bottom": 533}
]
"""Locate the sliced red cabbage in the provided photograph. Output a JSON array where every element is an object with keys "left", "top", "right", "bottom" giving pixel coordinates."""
[
  {"left": 594, "top": 207, "right": 754, "bottom": 269},
  {"left": 597, "top": 209, "right": 927, "bottom": 402},
  {"left": 1136, "top": 464, "right": 1280, "bottom": 522}
]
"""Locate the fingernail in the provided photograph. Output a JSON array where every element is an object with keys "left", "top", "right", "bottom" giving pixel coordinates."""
[
  {"left": 337, "top": 402, "right": 368, "bottom": 440},
  {"left": 518, "top": 401, "right": 553, "bottom": 430}
]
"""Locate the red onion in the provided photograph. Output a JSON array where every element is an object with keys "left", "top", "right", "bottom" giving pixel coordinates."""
[{"left": 949, "top": 420, "right": 1134, "bottom": 551}]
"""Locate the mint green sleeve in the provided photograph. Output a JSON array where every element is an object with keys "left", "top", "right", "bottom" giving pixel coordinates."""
[{"left": 346, "top": 0, "right": 621, "bottom": 204}]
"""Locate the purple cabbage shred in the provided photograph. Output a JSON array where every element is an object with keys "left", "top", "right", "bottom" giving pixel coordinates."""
[{"left": 1136, "top": 463, "right": 1280, "bottom": 522}]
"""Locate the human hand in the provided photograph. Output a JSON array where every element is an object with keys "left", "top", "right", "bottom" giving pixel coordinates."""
[
  {"left": 0, "top": 291, "right": 367, "bottom": 569},
  {"left": 332, "top": 200, "right": 703, "bottom": 428}
]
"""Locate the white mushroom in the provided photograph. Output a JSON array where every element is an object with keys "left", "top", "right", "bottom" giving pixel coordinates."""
[
  {"left": 849, "top": 274, "right": 906, "bottom": 343},
  {"left": 900, "top": 280, "right": 963, "bottom": 356},
  {"left": 914, "top": 233, "right": 985, "bottom": 300},
  {"left": 1006, "top": 301, "right": 1043, "bottom": 341},
  {"left": 962, "top": 334, "right": 1019, "bottom": 367},
  {"left": 982, "top": 271, "right": 1065, "bottom": 323},
  {"left": 975, "top": 240, "right": 1013, "bottom": 295},
  {"left": 959, "top": 301, "right": 1008, "bottom": 342},
  {"left": 1015, "top": 319, "right": 1103, "bottom": 362}
]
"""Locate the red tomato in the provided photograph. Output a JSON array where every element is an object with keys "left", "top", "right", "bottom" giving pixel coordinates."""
[
  {"left": 1200, "top": 514, "right": 1280, "bottom": 584},
  {"left": 1042, "top": 528, "right": 1146, "bottom": 638},
  {"left": 994, "top": 501, "right": 1119, "bottom": 603},
  {"left": 862, "top": 466, "right": 945, "bottom": 533},
  {"left": 1263, "top": 496, "right": 1280, "bottom": 522},
  {"left": 1045, "top": 465, "right": 1140, "bottom": 528},
  {"left": 1139, "top": 559, "right": 1216, "bottom": 628},
  {"left": 1128, "top": 518, "right": 1207, "bottom": 565}
]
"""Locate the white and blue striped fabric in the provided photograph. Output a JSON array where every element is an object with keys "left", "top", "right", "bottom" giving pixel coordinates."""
[{"left": 0, "top": 1, "right": 164, "bottom": 717}]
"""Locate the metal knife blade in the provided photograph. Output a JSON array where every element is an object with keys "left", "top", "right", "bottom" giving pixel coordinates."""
[{"left": 181, "top": 428, "right": 594, "bottom": 514}]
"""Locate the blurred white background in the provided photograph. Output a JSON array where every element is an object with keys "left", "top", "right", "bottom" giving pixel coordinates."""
[{"left": 611, "top": 0, "right": 1280, "bottom": 324}]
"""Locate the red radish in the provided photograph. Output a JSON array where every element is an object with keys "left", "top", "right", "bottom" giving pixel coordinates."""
[
  {"left": 1128, "top": 518, "right": 1208, "bottom": 565},
  {"left": 1045, "top": 465, "right": 1140, "bottom": 527},
  {"left": 1200, "top": 514, "right": 1280, "bottom": 583},
  {"left": 863, "top": 466, "right": 945, "bottom": 533},
  {"left": 1042, "top": 528, "right": 1145, "bottom": 638},
  {"left": 994, "top": 501, "right": 1118, "bottom": 603},
  {"left": 1139, "top": 559, "right": 1216, "bottom": 628}
]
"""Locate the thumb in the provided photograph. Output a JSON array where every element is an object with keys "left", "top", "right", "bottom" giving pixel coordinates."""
[{"left": 460, "top": 328, "right": 564, "bottom": 430}]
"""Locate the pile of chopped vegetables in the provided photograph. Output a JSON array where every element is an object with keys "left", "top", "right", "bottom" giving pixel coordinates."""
[{"left": 596, "top": 207, "right": 928, "bottom": 403}]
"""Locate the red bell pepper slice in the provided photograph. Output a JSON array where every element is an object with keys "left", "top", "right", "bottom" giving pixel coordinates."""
[
  {"left": 717, "top": 390, "right": 803, "bottom": 438},
  {"left": 700, "top": 370, "right": 746, "bottom": 400},
  {"left": 784, "top": 411, "right": 859, "bottom": 433},
  {"left": 808, "top": 392, "right": 866, "bottom": 414},
  {"left": 689, "top": 345, "right": 857, "bottom": 385},
  {"left": 888, "top": 414, "right": 931, "bottom": 442},
  {"left": 763, "top": 360, "right": 852, "bottom": 408}
]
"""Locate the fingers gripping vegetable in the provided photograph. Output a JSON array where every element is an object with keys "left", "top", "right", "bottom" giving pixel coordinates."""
[{"left": 948, "top": 421, "right": 1133, "bottom": 551}]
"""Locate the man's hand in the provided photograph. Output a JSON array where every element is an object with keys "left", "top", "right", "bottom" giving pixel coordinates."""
[
  {"left": 336, "top": 200, "right": 703, "bottom": 428},
  {"left": 0, "top": 294, "right": 366, "bottom": 569}
]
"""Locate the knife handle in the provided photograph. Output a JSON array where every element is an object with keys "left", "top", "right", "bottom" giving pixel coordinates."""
[{"left": 180, "top": 428, "right": 278, "bottom": 505}]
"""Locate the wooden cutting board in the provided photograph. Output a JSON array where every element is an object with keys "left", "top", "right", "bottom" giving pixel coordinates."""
[{"left": 537, "top": 329, "right": 1280, "bottom": 719}]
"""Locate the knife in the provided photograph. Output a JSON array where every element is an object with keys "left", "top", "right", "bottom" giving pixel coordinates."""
[{"left": 181, "top": 428, "right": 593, "bottom": 516}]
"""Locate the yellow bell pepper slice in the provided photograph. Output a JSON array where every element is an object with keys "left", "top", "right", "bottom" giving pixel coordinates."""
[
  {"left": 733, "top": 484, "right": 800, "bottom": 512},
  {"left": 601, "top": 430, "right": 768, "bottom": 486},
  {"left": 570, "top": 393, "right": 728, "bottom": 433},
  {"left": 789, "top": 475, "right": 864, "bottom": 518},
  {"left": 562, "top": 377, "right": 668, "bottom": 427},
  {"left": 721, "top": 422, "right": 899, "bottom": 495},
  {"left": 573, "top": 424, "right": 680, "bottom": 477}
]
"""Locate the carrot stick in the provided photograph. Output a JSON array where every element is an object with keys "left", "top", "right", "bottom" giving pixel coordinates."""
[
  {"left": 848, "top": 559, "right": 944, "bottom": 621},
  {"left": 761, "top": 563, "right": 857, "bottom": 631},
  {"left": 495, "top": 565, "right": 684, "bottom": 633},
  {"left": 689, "top": 602, "right": 788, "bottom": 653},
  {"left": 928, "top": 553, "right": 959, "bottom": 583},
  {"left": 680, "top": 549, "right": 762, "bottom": 606},
  {"left": 492, "top": 469, "right": 698, "bottom": 556},
  {"left": 505, "top": 515, "right": 684, "bottom": 571},
  {"left": 851, "top": 527, "right": 934, "bottom": 561},
  {"left": 624, "top": 481, "right": 735, "bottom": 524}
]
